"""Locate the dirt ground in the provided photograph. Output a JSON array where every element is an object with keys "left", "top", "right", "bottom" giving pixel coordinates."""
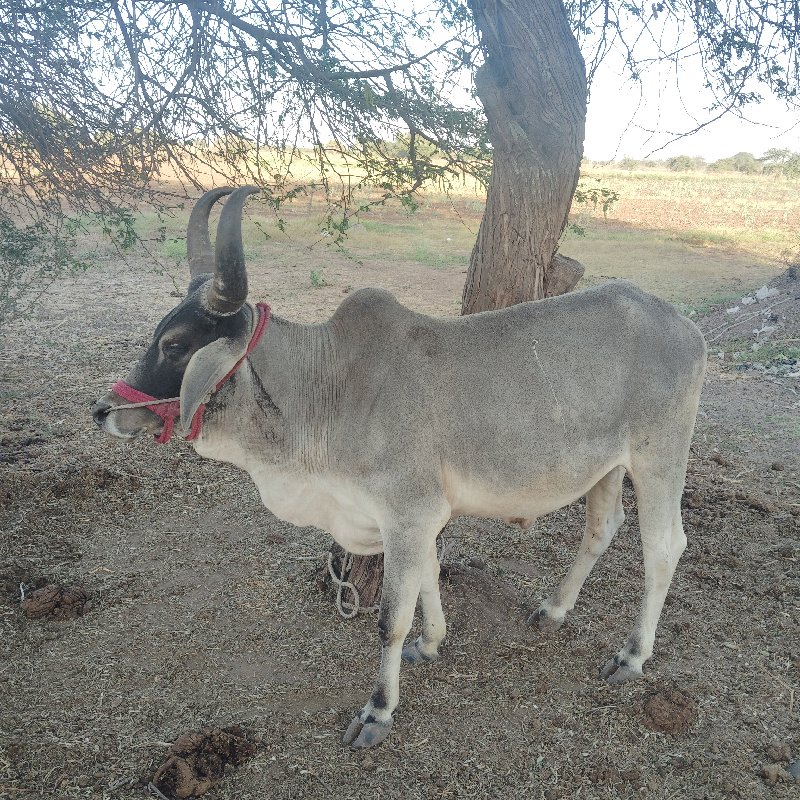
[{"left": 1, "top": 241, "right": 798, "bottom": 800}]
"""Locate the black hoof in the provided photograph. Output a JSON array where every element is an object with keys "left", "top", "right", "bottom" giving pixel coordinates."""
[{"left": 342, "top": 715, "right": 393, "bottom": 749}]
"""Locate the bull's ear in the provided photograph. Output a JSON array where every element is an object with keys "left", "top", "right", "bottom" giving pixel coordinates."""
[{"left": 180, "top": 335, "right": 249, "bottom": 432}]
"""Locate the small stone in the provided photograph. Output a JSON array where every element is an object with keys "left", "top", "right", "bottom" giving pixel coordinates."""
[
  {"left": 467, "top": 557, "right": 487, "bottom": 570},
  {"left": 686, "top": 492, "right": 703, "bottom": 509},
  {"left": 75, "top": 775, "right": 91, "bottom": 787},
  {"left": 788, "top": 760, "right": 800, "bottom": 779},
  {"left": 771, "top": 462, "right": 785, "bottom": 471},
  {"left": 766, "top": 742, "right": 791, "bottom": 762},
  {"left": 761, "top": 763, "right": 791, "bottom": 786},
  {"left": 361, "top": 755, "right": 375, "bottom": 769},
  {"left": 755, "top": 285, "right": 779, "bottom": 301}
]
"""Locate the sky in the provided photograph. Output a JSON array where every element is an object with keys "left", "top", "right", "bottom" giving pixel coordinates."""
[
  {"left": 584, "top": 52, "right": 800, "bottom": 162},
  {"left": 407, "top": 0, "right": 799, "bottom": 163}
]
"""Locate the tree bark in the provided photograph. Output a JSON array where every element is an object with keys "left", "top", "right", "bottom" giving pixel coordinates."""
[
  {"left": 321, "top": 544, "right": 384, "bottom": 613},
  {"left": 462, "top": 0, "right": 587, "bottom": 312},
  {"left": 545, "top": 253, "right": 585, "bottom": 297}
]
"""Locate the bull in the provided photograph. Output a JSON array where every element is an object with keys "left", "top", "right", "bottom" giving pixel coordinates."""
[{"left": 92, "top": 186, "right": 707, "bottom": 749}]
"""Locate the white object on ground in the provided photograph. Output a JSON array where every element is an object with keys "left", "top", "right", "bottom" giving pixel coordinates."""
[{"left": 755, "top": 285, "right": 779, "bottom": 301}]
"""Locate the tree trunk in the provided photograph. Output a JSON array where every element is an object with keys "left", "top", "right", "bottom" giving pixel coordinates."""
[
  {"left": 321, "top": 544, "right": 384, "bottom": 615},
  {"left": 462, "top": 0, "right": 587, "bottom": 312},
  {"left": 325, "top": 0, "right": 588, "bottom": 616}
]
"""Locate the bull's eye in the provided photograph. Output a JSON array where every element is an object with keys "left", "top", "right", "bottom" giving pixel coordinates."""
[{"left": 162, "top": 341, "right": 190, "bottom": 359}]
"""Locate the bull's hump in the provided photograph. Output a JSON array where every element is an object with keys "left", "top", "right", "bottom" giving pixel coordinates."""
[
  {"left": 331, "top": 287, "right": 423, "bottom": 341},
  {"left": 333, "top": 287, "right": 404, "bottom": 320}
]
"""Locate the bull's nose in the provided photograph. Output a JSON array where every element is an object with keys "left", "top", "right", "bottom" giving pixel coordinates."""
[{"left": 91, "top": 399, "right": 112, "bottom": 427}]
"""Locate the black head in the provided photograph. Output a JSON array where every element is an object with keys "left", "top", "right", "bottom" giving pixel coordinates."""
[{"left": 92, "top": 186, "right": 261, "bottom": 440}]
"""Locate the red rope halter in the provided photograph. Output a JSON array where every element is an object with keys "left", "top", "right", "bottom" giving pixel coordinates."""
[{"left": 110, "top": 302, "right": 270, "bottom": 444}]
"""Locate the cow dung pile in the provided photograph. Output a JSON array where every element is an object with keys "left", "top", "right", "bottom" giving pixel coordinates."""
[
  {"left": 151, "top": 725, "right": 257, "bottom": 799},
  {"left": 642, "top": 686, "right": 698, "bottom": 735},
  {"left": 20, "top": 585, "right": 91, "bottom": 620}
]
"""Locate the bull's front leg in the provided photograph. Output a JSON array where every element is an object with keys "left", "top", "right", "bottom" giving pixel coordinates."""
[{"left": 342, "top": 508, "right": 447, "bottom": 749}]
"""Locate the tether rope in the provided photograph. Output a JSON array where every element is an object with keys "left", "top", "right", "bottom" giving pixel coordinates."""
[
  {"left": 327, "top": 534, "right": 454, "bottom": 619},
  {"left": 326, "top": 550, "right": 360, "bottom": 618}
]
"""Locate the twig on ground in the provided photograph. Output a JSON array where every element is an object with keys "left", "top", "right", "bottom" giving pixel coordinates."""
[
  {"left": 146, "top": 782, "right": 171, "bottom": 800},
  {"left": 704, "top": 297, "right": 794, "bottom": 343},
  {"left": 108, "top": 775, "right": 137, "bottom": 790}
]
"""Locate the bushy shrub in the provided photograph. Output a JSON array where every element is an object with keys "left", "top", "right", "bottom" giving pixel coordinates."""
[{"left": 0, "top": 215, "right": 86, "bottom": 329}]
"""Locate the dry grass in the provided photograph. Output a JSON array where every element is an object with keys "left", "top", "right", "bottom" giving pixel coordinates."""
[
  {"left": 110, "top": 165, "right": 797, "bottom": 317},
  {"left": 577, "top": 167, "right": 800, "bottom": 263}
]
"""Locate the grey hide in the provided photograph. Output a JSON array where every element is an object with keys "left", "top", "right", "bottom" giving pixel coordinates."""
[{"left": 92, "top": 187, "right": 708, "bottom": 750}]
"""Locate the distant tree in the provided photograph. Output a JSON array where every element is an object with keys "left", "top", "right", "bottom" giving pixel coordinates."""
[
  {"left": 731, "top": 152, "right": 763, "bottom": 174},
  {"left": 761, "top": 148, "right": 800, "bottom": 177},
  {"left": 619, "top": 156, "right": 642, "bottom": 171},
  {"left": 710, "top": 152, "right": 763, "bottom": 174},
  {"left": 667, "top": 156, "right": 707, "bottom": 172}
]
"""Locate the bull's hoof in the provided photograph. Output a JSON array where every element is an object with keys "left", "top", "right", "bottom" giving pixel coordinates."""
[
  {"left": 527, "top": 607, "right": 564, "bottom": 633},
  {"left": 342, "top": 714, "right": 393, "bottom": 749},
  {"left": 401, "top": 639, "right": 439, "bottom": 665},
  {"left": 599, "top": 655, "right": 643, "bottom": 685}
]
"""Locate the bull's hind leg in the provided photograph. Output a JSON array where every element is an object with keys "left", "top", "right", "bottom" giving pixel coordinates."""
[
  {"left": 529, "top": 466, "right": 625, "bottom": 632},
  {"left": 600, "top": 471, "right": 687, "bottom": 684}
]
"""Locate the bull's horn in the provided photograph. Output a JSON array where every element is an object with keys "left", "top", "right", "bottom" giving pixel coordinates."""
[
  {"left": 187, "top": 187, "right": 234, "bottom": 278},
  {"left": 206, "top": 186, "right": 261, "bottom": 315}
]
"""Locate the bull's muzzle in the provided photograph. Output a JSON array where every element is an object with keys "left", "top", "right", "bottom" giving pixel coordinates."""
[
  {"left": 91, "top": 398, "right": 113, "bottom": 427},
  {"left": 90, "top": 393, "right": 164, "bottom": 440}
]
